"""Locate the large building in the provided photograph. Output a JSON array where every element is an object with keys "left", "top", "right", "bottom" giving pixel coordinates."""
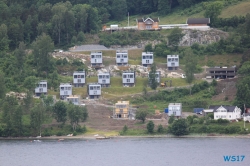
[
  {"left": 142, "top": 52, "right": 154, "bottom": 67},
  {"left": 98, "top": 72, "right": 111, "bottom": 87},
  {"left": 73, "top": 70, "right": 86, "bottom": 87},
  {"left": 116, "top": 50, "right": 128, "bottom": 66},
  {"left": 87, "top": 83, "right": 101, "bottom": 99},
  {"left": 167, "top": 55, "right": 179, "bottom": 70},
  {"left": 113, "top": 101, "right": 130, "bottom": 119},
  {"left": 60, "top": 83, "right": 72, "bottom": 100},
  {"left": 168, "top": 103, "right": 182, "bottom": 117},
  {"left": 209, "top": 105, "right": 241, "bottom": 120},
  {"left": 122, "top": 71, "right": 135, "bottom": 87},
  {"left": 35, "top": 80, "right": 47, "bottom": 96},
  {"left": 91, "top": 51, "right": 102, "bottom": 67},
  {"left": 206, "top": 66, "right": 236, "bottom": 79},
  {"left": 137, "top": 17, "right": 160, "bottom": 30}
]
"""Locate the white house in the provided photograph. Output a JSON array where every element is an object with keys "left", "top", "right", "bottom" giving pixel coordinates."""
[
  {"left": 35, "top": 80, "right": 47, "bottom": 96},
  {"left": 122, "top": 71, "right": 135, "bottom": 87},
  {"left": 73, "top": 70, "right": 85, "bottom": 87},
  {"left": 142, "top": 52, "right": 153, "bottom": 67},
  {"left": 242, "top": 113, "right": 250, "bottom": 122},
  {"left": 116, "top": 50, "right": 128, "bottom": 66},
  {"left": 60, "top": 83, "right": 72, "bottom": 100},
  {"left": 167, "top": 55, "right": 179, "bottom": 70},
  {"left": 87, "top": 83, "right": 101, "bottom": 99},
  {"left": 168, "top": 103, "right": 182, "bottom": 117},
  {"left": 66, "top": 95, "right": 80, "bottom": 105},
  {"left": 91, "top": 51, "right": 102, "bottom": 67},
  {"left": 98, "top": 72, "right": 110, "bottom": 87},
  {"left": 209, "top": 105, "right": 242, "bottom": 120}
]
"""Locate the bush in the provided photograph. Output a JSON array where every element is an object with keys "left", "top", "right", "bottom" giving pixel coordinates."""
[
  {"left": 157, "top": 124, "right": 164, "bottom": 133},
  {"left": 43, "top": 128, "right": 51, "bottom": 137},
  {"left": 171, "top": 119, "right": 189, "bottom": 136},
  {"left": 225, "top": 126, "right": 241, "bottom": 134},
  {"left": 76, "top": 125, "right": 86, "bottom": 133},
  {"left": 168, "top": 115, "right": 175, "bottom": 124},
  {"left": 147, "top": 121, "right": 155, "bottom": 133},
  {"left": 193, "top": 118, "right": 199, "bottom": 124},
  {"left": 56, "top": 131, "right": 63, "bottom": 136},
  {"left": 217, "top": 119, "right": 229, "bottom": 124},
  {"left": 73, "top": 131, "right": 77, "bottom": 136}
]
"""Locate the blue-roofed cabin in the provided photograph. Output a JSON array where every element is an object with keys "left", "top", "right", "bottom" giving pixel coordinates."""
[{"left": 193, "top": 108, "right": 204, "bottom": 115}]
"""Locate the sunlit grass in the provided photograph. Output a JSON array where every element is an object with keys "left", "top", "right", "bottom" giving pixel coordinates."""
[{"left": 84, "top": 127, "right": 119, "bottom": 137}]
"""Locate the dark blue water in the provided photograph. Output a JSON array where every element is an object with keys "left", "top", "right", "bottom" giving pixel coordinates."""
[{"left": 0, "top": 137, "right": 249, "bottom": 166}]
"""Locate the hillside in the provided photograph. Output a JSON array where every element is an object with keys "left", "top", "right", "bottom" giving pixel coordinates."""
[{"left": 110, "top": 0, "right": 250, "bottom": 26}]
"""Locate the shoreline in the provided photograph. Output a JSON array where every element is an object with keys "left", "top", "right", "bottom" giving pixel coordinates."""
[{"left": 1, "top": 134, "right": 250, "bottom": 140}]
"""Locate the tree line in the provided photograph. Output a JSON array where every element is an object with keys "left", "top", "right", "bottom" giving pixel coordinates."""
[{"left": 0, "top": 93, "right": 88, "bottom": 137}]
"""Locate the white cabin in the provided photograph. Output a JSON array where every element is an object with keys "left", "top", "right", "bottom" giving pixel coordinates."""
[
  {"left": 168, "top": 103, "right": 182, "bottom": 117},
  {"left": 167, "top": 55, "right": 179, "bottom": 70},
  {"left": 122, "top": 71, "right": 135, "bottom": 87},
  {"left": 98, "top": 72, "right": 110, "bottom": 87},
  {"left": 91, "top": 51, "right": 102, "bottom": 67},
  {"left": 87, "top": 83, "right": 101, "bottom": 99},
  {"left": 73, "top": 70, "right": 85, "bottom": 87},
  {"left": 35, "top": 80, "right": 47, "bottom": 96},
  {"left": 66, "top": 95, "right": 80, "bottom": 105},
  {"left": 60, "top": 83, "right": 72, "bottom": 100},
  {"left": 116, "top": 50, "right": 128, "bottom": 66},
  {"left": 142, "top": 52, "right": 154, "bottom": 67}
]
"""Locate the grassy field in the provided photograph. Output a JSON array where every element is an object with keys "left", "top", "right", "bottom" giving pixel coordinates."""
[
  {"left": 220, "top": 0, "right": 250, "bottom": 18},
  {"left": 198, "top": 54, "right": 242, "bottom": 67},
  {"left": 106, "top": 0, "right": 250, "bottom": 27},
  {"left": 48, "top": 75, "right": 200, "bottom": 101}
]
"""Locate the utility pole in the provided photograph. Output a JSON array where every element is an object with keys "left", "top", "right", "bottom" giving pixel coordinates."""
[
  {"left": 128, "top": 12, "right": 130, "bottom": 27},
  {"left": 244, "top": 104, "right": 246, "bottom": 128}
]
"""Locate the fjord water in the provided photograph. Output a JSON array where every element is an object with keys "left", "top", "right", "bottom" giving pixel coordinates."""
[{"left": 0, "top": 137, "right": 249, "bottom": 166}]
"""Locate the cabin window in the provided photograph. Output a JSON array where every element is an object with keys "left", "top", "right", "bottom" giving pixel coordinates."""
[
  {"left": 81, "top": 75, "right": 84, "bottom": 78},
  {"left": 130, "top": 75, "right": 133, "bottom": 78},
  {"left": 123, "top": 75, "right": 127, "bottom": 78},
  {"left": 74, "top": 75, "right": 77, "bottom": 78}
]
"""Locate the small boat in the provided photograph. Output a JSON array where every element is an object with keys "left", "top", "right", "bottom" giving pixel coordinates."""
[{"left": 33, "top": 140, "right": 41, "bottom": 142}]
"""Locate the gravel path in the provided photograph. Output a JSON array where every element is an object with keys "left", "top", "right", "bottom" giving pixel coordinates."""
[{"left": 70, "top": 45, "right": 113, "bottom": 52}]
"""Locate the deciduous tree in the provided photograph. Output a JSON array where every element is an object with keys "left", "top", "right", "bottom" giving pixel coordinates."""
[
  {"left": 135, "top": 109, "right": 148, "bottom": 123},
  {"left": 67, "top": 103, "right": 88, "bottom": 131},
  {"left": 149, "top": 62, "right": 158, "bottom": 90},
  {"left": 184, "top": 49, "right": 197, "bottom": 83},
  {"left": 52, "top": 101, "right": 67, "bottom": 125},
  {"left": 170, "top": 118, "right": 189, "bottom": 136}
]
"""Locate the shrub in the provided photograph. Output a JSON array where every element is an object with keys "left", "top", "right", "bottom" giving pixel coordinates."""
[
  {"left": 217, "top": 119, "right": 229, "bottom": 124},
  {"left": 193, "top": 118, "right": 199, "bottom": 124},
  {"left": 171, "top": 119, "right": 189, "bottom": 136},
  {"left": 168, "top": 115, "right": 175, "bottom": 124},
  {"left": 122, "top": 125, "right": 128, "bottom": 133},
  {"left": 157, "top": 124, "right": 164, "bottom": 133},
  {"left": 147, "top": 121, "right": 155, "bottom": 133},
  {"left": 73, "top": 131, "right": 77, "bottom": 136},
  {"left": 225, "top": 126, "right": 241, "bottom": 134},
  {"left": 56, "top": 131, "right": 63, "bottom": 136}
]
